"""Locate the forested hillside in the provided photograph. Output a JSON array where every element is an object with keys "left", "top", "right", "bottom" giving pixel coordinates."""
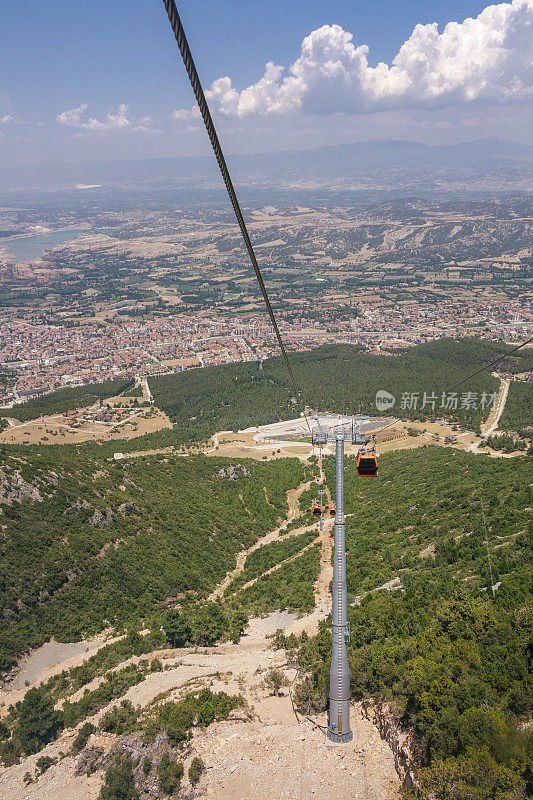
[
  {"left": 0, "top": 450, "right": 307, "bottom": 670},
  {"left": 499, "top": 381, "right": 533, "bottom": 436},
  {"left": 294, "top": 447, "right": 533, "bottom": 797},
  {"left": 5, "top": 379, "right": 134, "bottom": 422},
  {"left": 3, "top": 340, "right": 531, "bottom": 453},
  {"left": 149, "top": 337, "right": 532, "bottom": 439}
]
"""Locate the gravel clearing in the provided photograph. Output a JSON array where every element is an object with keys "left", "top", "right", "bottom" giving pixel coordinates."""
[{"left": 5, "top": 637, "right": 107, "bottom": 692}]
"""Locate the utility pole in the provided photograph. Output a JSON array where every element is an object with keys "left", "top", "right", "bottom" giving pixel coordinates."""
[{"left": 312, "top": 416, "right": 366, "bottom": 745}]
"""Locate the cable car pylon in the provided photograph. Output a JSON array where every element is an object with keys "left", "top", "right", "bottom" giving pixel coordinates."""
[{"left": 312, "top": 416, "right": 366, "bottom": 744}]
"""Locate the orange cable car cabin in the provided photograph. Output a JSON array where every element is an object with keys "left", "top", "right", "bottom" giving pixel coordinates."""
[
  {"left": 312, "top": 502, "right": 321, "bottom": 517},
  {"left": 356, "top": 451, "right": 379, "bottom": 477}
]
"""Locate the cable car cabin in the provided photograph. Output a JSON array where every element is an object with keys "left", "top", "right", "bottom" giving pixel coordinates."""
[
  {"left": 312, "top": 503, "right": 321, "bottom": 517},
  {"left": 356, "top": 451, "right": 379, "bottom": 477},
  {"left": 329, "top": 504, "right": 336, "bottom": 516}
]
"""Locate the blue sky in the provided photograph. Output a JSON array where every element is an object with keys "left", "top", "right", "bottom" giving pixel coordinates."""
[{"left": 1, "top": 0, "right": 531, "bottom": 166}]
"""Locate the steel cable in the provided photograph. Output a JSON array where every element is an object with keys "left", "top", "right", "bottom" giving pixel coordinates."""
[
  {"left": 161, "top": 0, "right": 311, "bottom": 433},
  {"left": 374, "top": 335, "right": 533, "bottom": 439}
]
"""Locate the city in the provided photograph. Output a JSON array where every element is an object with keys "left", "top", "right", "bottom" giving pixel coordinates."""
[{"left": 1, "top": 297, "right": 531, "bottom": 407}]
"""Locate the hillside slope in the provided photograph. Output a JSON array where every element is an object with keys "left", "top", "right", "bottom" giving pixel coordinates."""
[
  {"left": 295, "top": 447, "right": 533, "bottom": 796},
  {"left": 0, "top": 451, "right": 307, "bottom": 670}
]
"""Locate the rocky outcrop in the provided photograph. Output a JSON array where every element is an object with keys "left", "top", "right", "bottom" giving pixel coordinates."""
[
  {"left": 122, "top": 472, "right": 142, "bottom": 491},
  {"left": 63, "top": 498, "right": 92, "bottom": 516},
  {"left": 0, "top": 469, "right": 43, "bottom": 506},
  {"left": 76, "top": 731, "right": 192, "bottom": 798},
  {"left": 89, "top": 507, "right": 114, "bottom": 527},
  {"left": 217, "top": 464, "right": 251, "bottom": 481},
  {"left": 118, "top": 502, "right": 136, "bottom": 516},
  {"left": 362, "top": 699, "right": 423, "bottom": 788}
]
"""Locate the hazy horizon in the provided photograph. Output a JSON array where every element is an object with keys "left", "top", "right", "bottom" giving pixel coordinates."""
[{"left": 2, "top": 0, "right": 533, "bottom": 168}]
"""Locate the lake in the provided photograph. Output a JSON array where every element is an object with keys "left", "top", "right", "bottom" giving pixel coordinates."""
[{"left": 1, "top": 228, "right": 89, "bottom": 263}]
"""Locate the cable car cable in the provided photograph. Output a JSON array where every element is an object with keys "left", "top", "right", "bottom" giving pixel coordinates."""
[
  {"left": 375, "top": 335, "right": 533, "bottom": 438},
  {"left": 161, "top": 0, "right": 311, "bottom": 434},
  {"left": 445, "top": 335, "right": 533, "bottom": 392}
]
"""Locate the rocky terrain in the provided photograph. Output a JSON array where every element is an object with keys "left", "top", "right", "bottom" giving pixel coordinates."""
[{"left": 0, "top": 613, "right": 400, "bottom": 800}]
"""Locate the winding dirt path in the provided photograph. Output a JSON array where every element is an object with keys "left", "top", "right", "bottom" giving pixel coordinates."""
[
  {"left": 208, "top": 480, "right": 314, "bottom": 601},
  {"left": 225, "top": 531, "right": 321, "bottom": 599},
  {"left": 285, "top": 456, "right": 334, "bottom": 636}
]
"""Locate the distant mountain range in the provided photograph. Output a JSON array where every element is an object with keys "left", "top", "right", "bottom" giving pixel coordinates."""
[{"left": 0, "top": 138, "right": 531, "bottom": 198}]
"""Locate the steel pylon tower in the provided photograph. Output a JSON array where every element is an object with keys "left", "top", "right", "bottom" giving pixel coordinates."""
[{"left": 312, "top": 416, "right": 366, "bottom": 744}]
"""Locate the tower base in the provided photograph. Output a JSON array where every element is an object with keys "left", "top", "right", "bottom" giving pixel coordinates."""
[{"left": 326, "top": 729, "right": 353, "bottom": 746}]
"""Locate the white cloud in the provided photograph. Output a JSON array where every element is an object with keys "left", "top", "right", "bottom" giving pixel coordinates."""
[
  {"left": 170, "top": 105, "right": 201, "bottom": 121},
  {"left": 173, "top": 0, "right": 533, "bottom": 118},
  {"left": 56, "top": 103, "right": 152, "bottom": 132},
  {"left": 1, "top": 114, "right": 14, "bottom": 124},
  {"left": 56, "top": 104, "right": 88, "bottom": 127}
]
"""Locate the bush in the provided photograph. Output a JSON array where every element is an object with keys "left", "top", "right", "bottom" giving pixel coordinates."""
[
  {"left": 72, "top": 722, "right": 96, "bottom": 753},
  {"left": 164, "top": 603, "right": 232, "bottom": 648},
  {"left": 265, "top": 669, "right": 287, "bottom": 696},
  {"left": 36, "top": 755, "right": 55, "bottom": 774},
  {"left": 16, "top": 687, "right": 63, "bottom": 754},
  {"left": 99, "top": 757, "right": 138, "bottom": 800},
  {"left": 405, "top": 748, "right": 525, "bottom": 800},
  {"left": 188, "top": 756, "right": 205, "bottom": 786},
  {"left": 99, "top": 700, "right": 139, "bottom": 735},
  {"left": 158, "top": 752, "right": 184, "bottom": 795}
]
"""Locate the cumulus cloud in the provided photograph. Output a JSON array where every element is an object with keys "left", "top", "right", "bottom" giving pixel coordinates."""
[
  {"left": 56, "top": 103, "right": 152, "bottom": 132},
  {"left": 173, "top": 0, "right": 533, "bottom": 117},
  {"left": 1, "top": 114, "right": 14, "bottom": 124},
  {"left": 170, "top": 105, "right": 201, "bottom": 121}
]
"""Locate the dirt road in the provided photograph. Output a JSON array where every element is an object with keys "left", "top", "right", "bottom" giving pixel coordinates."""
[
  {"left": 208, "top": 480, "right": 315, "bottom": 600},
  {"left": 481, "top": 375, "right": 510, "bottom": 436}
]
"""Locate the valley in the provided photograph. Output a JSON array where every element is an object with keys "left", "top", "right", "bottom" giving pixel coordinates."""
[
  {"left": 0, "top": 408, "right": 531, "bottom": 798},
  {"left": 0, "top": 333, "right": 531, "bottom": 800}
]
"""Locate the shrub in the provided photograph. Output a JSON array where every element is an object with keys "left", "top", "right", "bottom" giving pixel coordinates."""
[
  {"left": 99, "top": 700, "right": 139, "bottom": 735},
  {"left": 72, "top": 722, "right": 95, "bottom": 753},
  {"left": 188, "top": 756, "right": 205, "bottom": 786},
  {"left": 265, "top": 669, "right": 287, "bottom": 696},
  {"left": 405, "top": 748, "right": 525, "bottom": 800},
  {"left": 16, "top": 687, "right": 63, "bottom": 754},
  {"left": 158, "top": 752, "right": 184, "bottom": 795},
  {"left": 36, "top": 755, "right": 55, "bottom": 774},
  {"left": 99, "top": 756, "right": 138, "bottom": 800}
]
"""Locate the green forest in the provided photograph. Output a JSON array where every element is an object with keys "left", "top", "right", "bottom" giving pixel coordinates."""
[
  {"left": 499, "top": 380, "right": 533, "bottom": 436},
  {"left": 293, "top": 447, "right": 533, "bottom": 798},
  {"left": 0, "top": 449, "right": 308, "bottom": 669},
  {"left": 5, "top": 378, "right": 133, "bottom": 422},
  {"left": 3, "top": 339, "right": 531, "bottom": 454},
  {"left": 149, "top": 338, "right": 533, "bottom": 439}
]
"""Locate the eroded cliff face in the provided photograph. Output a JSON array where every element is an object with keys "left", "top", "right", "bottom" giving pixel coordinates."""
[{"left": 362, "top": 699, "right": 424, "bottom": 789}]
